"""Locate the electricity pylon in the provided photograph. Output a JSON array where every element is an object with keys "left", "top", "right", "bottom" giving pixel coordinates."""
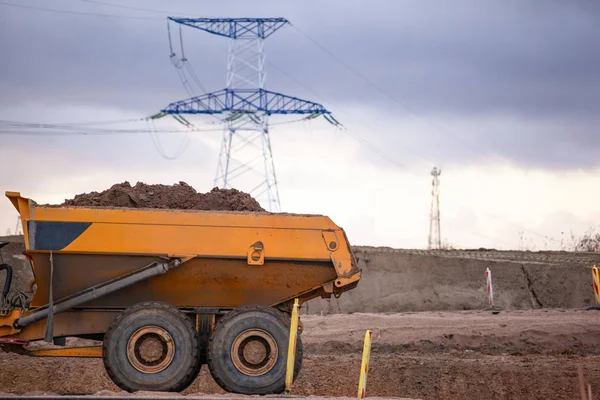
[{"left": 161, "top": 18, "right": 333, "bottom": 211}]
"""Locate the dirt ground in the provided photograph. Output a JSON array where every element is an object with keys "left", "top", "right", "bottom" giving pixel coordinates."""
[
  {"left": 1, "top": 310, "right": 600, "bottom": 400},
  {"left": 56, "top": 182, "right": 264, "bottom": 212},
  {"left": 307, "top": 247, "right": 599, "bottom": 313}
]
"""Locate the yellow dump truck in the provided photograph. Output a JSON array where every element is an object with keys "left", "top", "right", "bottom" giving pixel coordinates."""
[{"left": 0, "top": 192, "right": 360, "bottom": 394}]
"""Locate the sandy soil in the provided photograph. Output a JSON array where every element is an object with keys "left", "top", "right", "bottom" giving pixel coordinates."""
[{"left": 2, "top": 310, "right": 600, "bottom": 399}]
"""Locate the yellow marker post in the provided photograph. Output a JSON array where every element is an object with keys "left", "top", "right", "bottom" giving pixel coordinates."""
[
  {"left": 357, "top": 330, "right": 373, "bottom": 399},
  {"left": 593, "top": 265, "right": 600, "bottom": 305},
  {"left": 285, "top": 298, "right": 300, "bottom": 394}
]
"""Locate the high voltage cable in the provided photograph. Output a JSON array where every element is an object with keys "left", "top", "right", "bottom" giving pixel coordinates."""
[
  {"left": 0, "top": 117, "right": 311, "bottom": 136},
  {"left": 287, "top": 23, "right": 556, "bottom": 246},
  {"left": 487, "top": 212, "right": 562, "bottom": 243},
  {"left": 0, "top": 129, "right": 220, "bottom": 136},
  {"left": 77, "top": 0, "right": 185, "bottom": 16},
  {"left": 75, "top": 0, "right": 216, "bottom": 18},
  {"left": 0, "top": 117, "right": 309, "bottom": 128},
  {"left": 167, "top": 19, "right": 210, "bottom": 96},
  {"left": 289, "top": 23, "right": 507, "bottom": 162},
  {"left": 0, "top": 1, "right": 161, "bottom": 19},
  {"left": 265, "top": 61, "right": 525, "bottom": 247},
  {"left": 0, "top": 121, "right": 223, "bottom": 136},
  {"left": 0, "top": 3, "right": 547, "bottom": 246},
  {"left": 146, "top": 118, "right": 190, "bottom": 160},
  {"left": 267, "top": 60, "right": 433, "bottom": 165}
]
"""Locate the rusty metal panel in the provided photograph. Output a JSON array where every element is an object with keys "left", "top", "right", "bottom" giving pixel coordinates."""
[
  {"left": 31, "top": 255, "right": 337, "bottom": 309},
  {"left": 30, "top": 254, "right": 164, "bottom": 307}
]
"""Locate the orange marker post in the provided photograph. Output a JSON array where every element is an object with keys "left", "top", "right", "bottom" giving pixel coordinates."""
[
  {"left": 592, "top": 265, "right": 600, "bottom": 306},
  {"left": 357, "top": 330, "right": 373, "bottom": 399},
  {"left": 285, "top": 298, "right": 300, "bottom": 394}
]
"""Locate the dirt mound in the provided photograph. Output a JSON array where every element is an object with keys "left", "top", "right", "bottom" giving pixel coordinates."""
[{"left": 59, "top": 182, "right": 265, "bottom": 212}]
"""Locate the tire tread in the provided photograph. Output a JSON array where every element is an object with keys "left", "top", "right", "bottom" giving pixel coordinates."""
[
  {"left": 207, "top": 304, "right": 302, "bottom": 394},
  {"left": 102, "top": 301, "right": 200, "bottom": 392}
]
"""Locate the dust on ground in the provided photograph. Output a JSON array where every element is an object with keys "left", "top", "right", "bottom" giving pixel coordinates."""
[
  {"left": 1, "top": 310, "right": 600, "bottom": 400},
  {"left": 57, "top": 182, "right": 264, "bottom": 212}
]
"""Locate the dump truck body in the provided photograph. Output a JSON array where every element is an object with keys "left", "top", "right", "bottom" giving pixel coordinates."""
[{"left": 0, "top": 192, "right": 360, "bottom": 394}]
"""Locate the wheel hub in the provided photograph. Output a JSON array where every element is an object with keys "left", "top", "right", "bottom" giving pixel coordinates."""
[
  {"left": 127, "top": 326, "right": 175, "bottom": 374},
  {"left": 231, "top": 329, "right": 278, "bottom": 376}
]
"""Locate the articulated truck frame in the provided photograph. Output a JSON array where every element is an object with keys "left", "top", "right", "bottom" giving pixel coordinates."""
[{"left": 0, "top": 192, "right": 360, "bottom": 394}]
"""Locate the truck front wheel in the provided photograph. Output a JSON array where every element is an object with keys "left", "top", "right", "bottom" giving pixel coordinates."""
[
  {"left": 102, "top": 302, "right": 201, "bottom": 392},
  {"left": 208, "top": 304, "right": 302, "bottom": 394}
]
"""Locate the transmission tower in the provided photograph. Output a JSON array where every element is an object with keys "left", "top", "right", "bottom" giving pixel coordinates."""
[
  {"left": 14, "top": 216, "right": 22, "bottom": 235},
  {"left": 428, "top": 166, "right": 442, "bottom": 250},
  {"left": 161, "top": 18, "right": 334, "bottom": 212}
]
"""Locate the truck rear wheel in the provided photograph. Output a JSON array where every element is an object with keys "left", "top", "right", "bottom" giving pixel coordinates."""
[
  {"left": 208, "top": 305, "right": 302, "bottom": 394},
  {"left": 102, "top": 302, "right": 201, "bottom": 392}
]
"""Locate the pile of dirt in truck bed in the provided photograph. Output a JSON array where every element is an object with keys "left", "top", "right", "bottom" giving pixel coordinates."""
[{"left": 58, "top": 182, "right": 265, "bottom": 212}]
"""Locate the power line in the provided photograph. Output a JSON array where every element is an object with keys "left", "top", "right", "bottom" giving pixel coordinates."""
[
  {"left": 77, "top": 0, "right": 177, "bottom": 15},
  {"left": 288, "top": 23, "right": 554, "bottom": 248},
  {"left": 146, "top": 118, "right": 190, "bottom": 160},
  {"left": 267, "top": 60, "right": 434, "bottom": 165},
  {"left": 266, "top": 61, "right": 523, "bottom": 248},
  {"left": 0, "top": 120, "right": 224, "bottom": 136},
  {"left": 0, "top": 1, "right": 160, "bottom": 19},
  {"left": 0, "top": 129, "right": 221, "bottom": 136},
  {"left": 167, "top": 19, "right": 210, "bottom": 96},
  {"left": 0, "top": 117, "right": 305, "bottom": 136},
  {"left": 33, "top": 118, "right": 145, "bottom": 126},
  {"left": 267, "top": 62, "right": 507, "bottom": 244},
  {"left": 75, "top": 0, "right": 215, "bottom": 18},
  {"left": 0, "top": 118, "right": 146, "bottom": 128},
  {"left": 487, "top": 212, "right": 562, "bottom": 243},
  {"left": 289, "top": 22, "right": 504, "bottom": 161}
]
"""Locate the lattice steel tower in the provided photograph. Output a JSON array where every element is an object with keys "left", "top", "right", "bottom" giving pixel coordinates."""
[
  {"left": 428, "top": 166, "right": 442, "bottom": 250},
  {"left": 162, "top": 18, "right": 332, "bottom": 211}
]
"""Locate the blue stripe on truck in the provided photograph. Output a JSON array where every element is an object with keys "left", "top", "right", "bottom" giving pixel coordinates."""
[{"left": 27, "top": 221, "right": 92, "bottom": 251}]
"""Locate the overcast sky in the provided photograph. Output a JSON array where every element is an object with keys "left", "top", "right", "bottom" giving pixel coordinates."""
[{"left": 1, "top": 0, "right": 599, "bottom": 249}]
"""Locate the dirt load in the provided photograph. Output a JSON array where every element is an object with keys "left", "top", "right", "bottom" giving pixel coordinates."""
[
  {"left": 58, "top": 181, "right": 265, "bottom": 212},
  {"left": 1, "top": 310, "right": 599, "bottom": 399}
]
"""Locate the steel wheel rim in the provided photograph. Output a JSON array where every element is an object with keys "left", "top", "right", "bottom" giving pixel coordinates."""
[
  {"left": 127, "top": 326, "right": 175, "bottom": 374},
  {"left": 231, "top": 329, "right": 278, "bottom": 376}
]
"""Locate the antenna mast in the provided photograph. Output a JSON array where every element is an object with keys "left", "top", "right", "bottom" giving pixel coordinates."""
[{"left": 428, "top": 166, "right": 442, "bottom": 250}]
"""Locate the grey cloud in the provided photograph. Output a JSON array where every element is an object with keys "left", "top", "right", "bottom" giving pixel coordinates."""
[{"left": 1, "top": 0, "right": 599, "bottom": 169}]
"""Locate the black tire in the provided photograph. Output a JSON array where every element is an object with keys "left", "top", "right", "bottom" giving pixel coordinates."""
[
  {"left": 208, "top": 305, "right": 302, "bottom": 394},
  {"left": 102, "top": 302, "right": 200, "bottom": 392},
  {"left": 197, "top": 314, "right": 214, "bottom": 365}
]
